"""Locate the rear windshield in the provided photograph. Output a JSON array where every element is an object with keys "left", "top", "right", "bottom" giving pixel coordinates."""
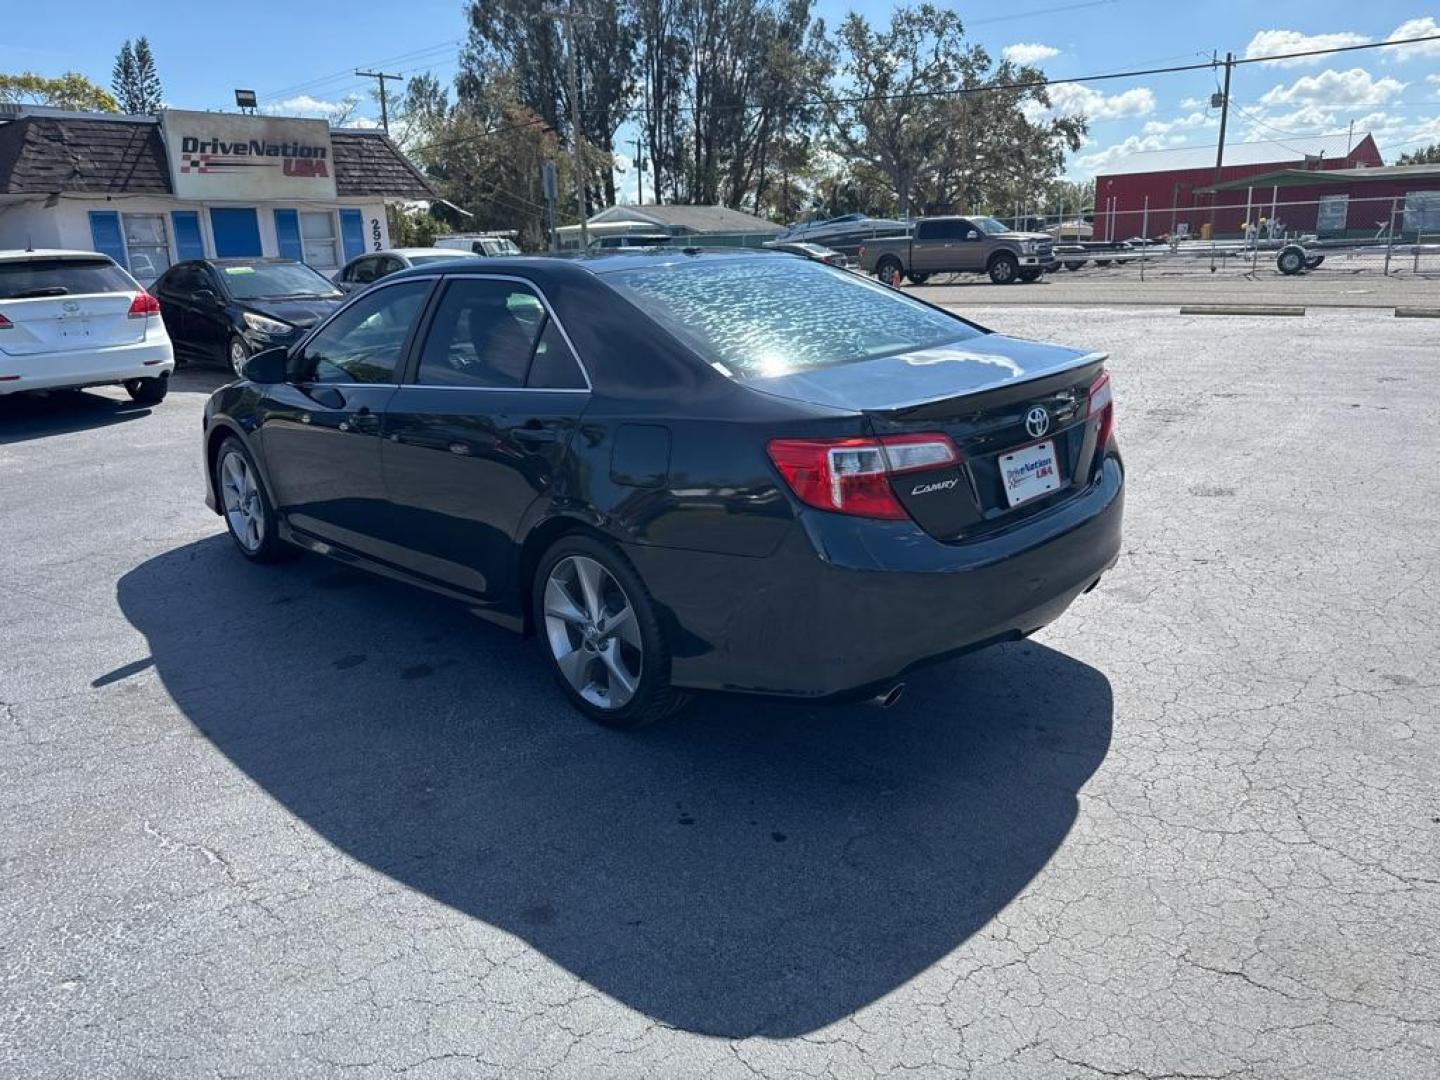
[
  {"left": 0, "top": 257, "right": 134, "bottom": 299},
  {"left": 604, "top": 257, "right": 982, "bottom": 378},
  {"left": 220, "top": 261, "right": 341, "bottom": 300}
]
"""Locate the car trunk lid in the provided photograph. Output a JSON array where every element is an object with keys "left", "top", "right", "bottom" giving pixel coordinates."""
[
  {"left": 744, "top": 334, "right": 1108, "bottom": 539},
  {"left": 0, "top": 257, "right": 147, "bottom": 357}
]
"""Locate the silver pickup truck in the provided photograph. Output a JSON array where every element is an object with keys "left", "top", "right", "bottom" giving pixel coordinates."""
[{"left": 858, "top": 215, "right": 1056, "bottom": 285}]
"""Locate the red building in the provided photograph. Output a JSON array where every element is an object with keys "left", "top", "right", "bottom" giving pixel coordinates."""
[{"left": 1094, "top": 132, "right": 1384, "bottom": 240}]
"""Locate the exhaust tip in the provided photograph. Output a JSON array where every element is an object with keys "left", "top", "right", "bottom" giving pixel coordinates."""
[{"left": 870, "top": 683, "right": 906, "bottom": 709}]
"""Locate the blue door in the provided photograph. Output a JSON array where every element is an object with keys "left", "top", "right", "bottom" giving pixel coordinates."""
[
  {"left": 171, "top": 211, "right": 205, "bottom": 261},
  {"left": 209, "top": 208, "right": 262, "bottom": 258},
  {"left": 339, "top": 209, "right": 367, "bottom": 261},
  {"left": 88, "top": 211, "right": 128, "bottom": 269},
  {"left": 273, "top": 209, "right": 304, "bottom": 262}
]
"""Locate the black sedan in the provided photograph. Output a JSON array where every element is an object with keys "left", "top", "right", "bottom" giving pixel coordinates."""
[
  {"left": 201, "top": 251, "right": 1123, "bottom": 727},
  {"left": 154, "top": 258, "right": 344, "bottom": 375}
]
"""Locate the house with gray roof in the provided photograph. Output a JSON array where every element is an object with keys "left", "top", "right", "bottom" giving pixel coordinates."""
[
  {"left": 0, "top": 105, "right": 436, "bottom": 284},
  {"left": 556, "top": 203, "right": 782, "bottom": 249}
]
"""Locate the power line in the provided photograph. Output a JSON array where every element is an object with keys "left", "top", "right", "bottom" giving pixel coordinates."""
[{"left": 399, "top": 31, "right": 1440, "bottom": 161}]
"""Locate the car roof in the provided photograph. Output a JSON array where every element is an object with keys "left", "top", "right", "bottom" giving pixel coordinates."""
[
  {"left": 383, "top": 248, "right": 777, "bottom": 283},
  {"left": 388, "top": 247, "right": 481, "bottom": 258},
  {"left": 0, "top": 248, "right": 118, "bottom": 262},
  {"left": 202, "top": 257, "right": 303, "bottom": 266}
]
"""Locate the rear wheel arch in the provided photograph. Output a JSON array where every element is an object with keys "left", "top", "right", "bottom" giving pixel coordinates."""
[{"left": 516, "top": 515, "right": 611, "bottom": 635}]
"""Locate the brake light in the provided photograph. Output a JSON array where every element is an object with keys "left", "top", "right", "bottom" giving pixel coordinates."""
[
  {"left": 767, "top": 434, "right": 960, "bottom": 520},
  {"left": 1088, "top": 370, "right": 1115, "bottom": 449},
  {"left": 0, "top": 314, "right": 11, "bottom": 330},
  {"left": 127, "top": 291, "right": 160, "bottom": 319}
]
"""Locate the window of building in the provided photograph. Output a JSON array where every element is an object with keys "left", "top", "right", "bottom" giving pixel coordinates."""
[
  {"left": 300, "top": 211, "right": 340, "bottom": 272},
  {"left": 1316, "top": 195, "right": 1349, "bottom": 234},
  {"left": 121, "top": 213, "right": 172, "bottom": 283},
  {"left": 1402, "top": 192, "right": 1440, "bottom": 235}
]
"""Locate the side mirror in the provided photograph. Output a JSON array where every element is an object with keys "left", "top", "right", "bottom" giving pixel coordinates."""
[
  {"left": 194, "top": 288, "right": 221, "bottom": 307},
  {"left": 242, "top": 346, "right": 290, "bottom": 384}
]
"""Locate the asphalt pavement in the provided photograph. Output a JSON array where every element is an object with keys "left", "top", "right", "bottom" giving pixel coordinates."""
[{"left": 1, "top": 307, "right": 1437, "bottom": 1078}]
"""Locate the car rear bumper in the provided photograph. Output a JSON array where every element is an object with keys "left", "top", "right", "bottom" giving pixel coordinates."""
[
  {"left": 628, "top": 454, "right": 1124, "bottom": 698},
  {"left": 0, "top": 336, "right": 175, "bottom": 395}
]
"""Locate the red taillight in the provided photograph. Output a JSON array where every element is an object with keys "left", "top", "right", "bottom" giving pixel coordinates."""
[
  {"left": 127, "top": 291, "right": 160, "bottom": 319},
  {"left": 0, "top": 314, "right": 12, "bottom": 330},
  {"left": 1088, "top": 370, "right": 1115, "bottom": 450},
  {"left": 767, "top": 433, "right": 960, "bottom": 520}
]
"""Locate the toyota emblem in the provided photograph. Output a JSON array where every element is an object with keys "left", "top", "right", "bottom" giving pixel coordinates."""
[
  {"left": 62, "top": 300, "right": 80, "bottom": 313},
  {"left": 1025, "top": 406, "right": 1050, "bottom": 438}
]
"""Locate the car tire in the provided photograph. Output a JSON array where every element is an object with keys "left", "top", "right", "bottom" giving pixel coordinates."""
[
  {"left": 1018, "top": 269, "right": 1042, "bottom": 283},
  {"left": 875, "top": 257, "right": 904, "bottom": 288},
  {"left": 1304, "top": 255, "right": 1325, "bottom": 270},
  {"left": 907, "top": 272, "right": 930, "bottom": 285},
  {"left": 533, "top": 534, "right": 688, "bottom": 729},
  {"left": 1064, "top": 260, "right": 1086, "bottom": 271},
  {"left": 988, "top": 253, "right": 1019, "bottom": 284},
  {"left": 214, "top": 436, "right": 292, "bottom": 563},
  {"left": 124, "top": 374, "right": 168, "bottom": 404},
  {"left": 227, "top": 336, "right": 250, "bottom": 378},
  {"left": 1094, "top": 259, "right": 1113, "bottom": 268},
  {"left": 1276, "top": 246, "right": 1306, "bottom": 275}
]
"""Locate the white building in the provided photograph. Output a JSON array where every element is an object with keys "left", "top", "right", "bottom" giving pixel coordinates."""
[{"left": 0, "top": 106, "right": 436, "bottom": 285}]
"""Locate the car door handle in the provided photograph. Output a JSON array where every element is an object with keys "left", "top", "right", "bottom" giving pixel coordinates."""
[
  {"left": 339, "top": 406, "right": 379, "bottom": 433},
  {"left": 514, "top": 425, "right": 557, "bottom": 445}
]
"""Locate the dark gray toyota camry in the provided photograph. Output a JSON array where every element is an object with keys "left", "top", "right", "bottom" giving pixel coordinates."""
[{"left": 202, "top": 250, "right": 1123, "bottom": 727}]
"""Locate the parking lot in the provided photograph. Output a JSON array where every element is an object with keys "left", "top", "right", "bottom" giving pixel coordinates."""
[{"left": 2, "top": 305, "right": 1437, "bottom": 1079}]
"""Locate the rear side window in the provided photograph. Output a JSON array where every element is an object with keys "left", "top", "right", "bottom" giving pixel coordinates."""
[
  {"left": 0, "top": 257, "right": 134, "bottom": 299},
  {"left": 416, "top": 279, "right": 585, "bottom": 390},
  {"left": 605, "top": 258, "right": 982, "bottom": 379}
]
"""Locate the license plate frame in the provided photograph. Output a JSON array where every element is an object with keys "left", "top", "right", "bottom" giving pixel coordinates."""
[{"left": 999, "top": 439, "right": 1062, "bottom": 507}]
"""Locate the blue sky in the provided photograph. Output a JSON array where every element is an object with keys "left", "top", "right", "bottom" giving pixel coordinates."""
[{"left": 9, "top": 0, "right": 1440, "bottom": 187}]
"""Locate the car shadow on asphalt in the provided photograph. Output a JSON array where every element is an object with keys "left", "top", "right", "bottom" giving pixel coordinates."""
[
  {"left": 116, "top": 534, "right": 1113, "bottom": 1039},
  {"left": 0, "top": 369, "right": 230, "bottom": 445}
]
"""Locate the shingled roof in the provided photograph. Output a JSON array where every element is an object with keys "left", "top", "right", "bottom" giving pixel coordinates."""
[
  {"left": 0, "top": 114, "right": 437, "bottom": 200},
  {"left": 0, "top": 116, "right": 170, "bottom": 195},
  {"left": 329, "top": 130, "right": 437, "bottom": 199}
]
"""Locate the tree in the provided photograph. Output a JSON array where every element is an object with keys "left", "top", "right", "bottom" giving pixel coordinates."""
[
  {"left": 405, "top": 62, "right": 570, "bottom": 250},
  {"left": 1396, "top": 143, "right": 1440, "bottom": 165},
  {"left": 461, "top": 0, "right": 636, "bottom": 213},
  {"left": 0, "top": 71, "right": 119, "bottom": 112},
  {"left": 112, "top": 37, "right": 163, "bottom": 114},
  {"left": 826, "top": 5, "right": 1083, "bottom": 218}
]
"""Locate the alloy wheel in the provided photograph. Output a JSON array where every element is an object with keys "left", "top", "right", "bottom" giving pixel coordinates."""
[
  {"left": 543, "top": 555, "right": 643, "bottom": 710},
  {"left": 219, "top": 451, "right": 265, "bottom": 552},
  {"left": 230, "top": 339, "right": 249, "bottom": 377}
]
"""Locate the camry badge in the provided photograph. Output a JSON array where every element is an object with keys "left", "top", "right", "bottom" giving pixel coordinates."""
[{"left": 1025, "top": 406, "right": 1050, "bottom": 438}]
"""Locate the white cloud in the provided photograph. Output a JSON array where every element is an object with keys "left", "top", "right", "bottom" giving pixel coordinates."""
[
  {"left": 1259, "top": 67, "right": 1406, "bottom": 108},
  {"left": 1244, "top": 29, "right": 1370, "bottom": 66},
  {"left": 1045, "top": 83, "right": 1156, "bottom": 120},
  {"left": 1179, "top": 96, "right": 1207, "bottom": 109},
  {"left": 1142, "top": 111, "right": 1217, "bottom": 136},
  {"left": 1073, "top": 133, "right": 1182, "bottom": 175},
  {"left": 1002, "top": 42, "right": 1060, "bottom": 65},
  {"left": 1386, "top": 17, "right": 1440, "bottom": 59},
  {"left": 267, "top": 94, "right": 379, "bottom": 128}
]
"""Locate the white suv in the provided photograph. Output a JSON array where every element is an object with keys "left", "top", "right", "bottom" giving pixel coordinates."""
[{"left": 0, "top": 250, "right": 175, "bottom": 403}]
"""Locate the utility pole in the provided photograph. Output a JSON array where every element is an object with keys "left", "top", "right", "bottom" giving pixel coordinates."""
[
  {"left": 355, "top": 69, "right": 403, "bottom": 135},
  {"left": 542, "top": 2, "right": 593, "bottom": 247},
  {"left": 632, "top": 135, "right": 645, "bottom": 206},
  {"left": 1208, "top": 51, "right": 1234, "bottom": 243}
]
